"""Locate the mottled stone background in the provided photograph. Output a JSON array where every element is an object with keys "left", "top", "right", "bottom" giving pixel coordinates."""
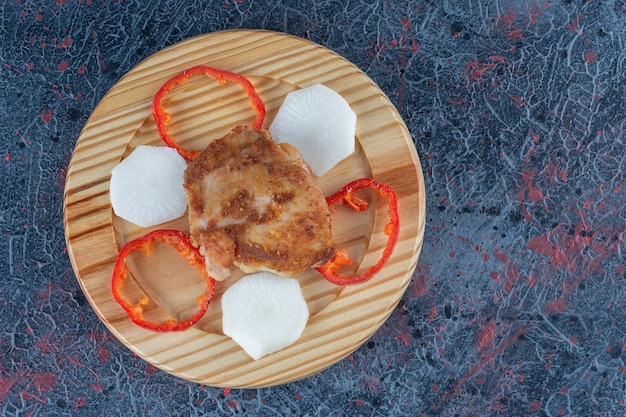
[{"left": 1, "top": 0, "right": 625, "bottom": 416}]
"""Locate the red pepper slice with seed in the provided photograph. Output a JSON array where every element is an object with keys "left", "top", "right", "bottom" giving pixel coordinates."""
[
  {"left": 111, "top": 229, "right": 215, "bottom": 331},
  {"left": 315, "top": 178, "right": 399, "bottom": 286},
  {"left": 152, "top": 65, "right": 266, "bottom": 161}
]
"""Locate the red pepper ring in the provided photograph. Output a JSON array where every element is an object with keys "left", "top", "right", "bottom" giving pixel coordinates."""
[
  {"left": 111, "top": 229, "right": 215, "bottom": 332},
  {"left": 315, "top": 178, "right": 400, "bottom": 286},
  {"left": 152, "top": 65, "right": 266, "bottom": 161}
]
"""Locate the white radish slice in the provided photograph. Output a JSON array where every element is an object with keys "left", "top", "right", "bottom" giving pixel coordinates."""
[
  {"left": 269, "top": 83, "right": 356, "bottom": 176},
  {"left": 221, "top": 272, "right": 309, "bottom": 360},
  {"left": 110, "top": 145, "right": 188, "bottom": 228}
]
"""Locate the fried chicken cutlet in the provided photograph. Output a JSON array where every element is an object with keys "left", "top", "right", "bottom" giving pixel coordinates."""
[{"left": 184, "top": 126, "right": 335, "bottom": 280}]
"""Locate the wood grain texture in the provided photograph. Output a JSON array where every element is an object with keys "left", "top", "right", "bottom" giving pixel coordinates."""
[{"left": 63, "top": 29, "right": 426, "bottom": 388}]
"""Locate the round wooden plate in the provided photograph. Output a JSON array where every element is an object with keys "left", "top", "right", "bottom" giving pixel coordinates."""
[{"left": 63, "top": 29, "right": 425, "bottom": 388}]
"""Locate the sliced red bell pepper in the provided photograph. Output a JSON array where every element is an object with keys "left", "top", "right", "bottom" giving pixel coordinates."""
[
  {"left": 315, "top": 178, "right": 399, "bottom": 285},
  {"left": 152, "top": 65, "right": 266, "bottom": 161},
  {"left": 111, "top": 229, "right": 215, "bottom": 331}
]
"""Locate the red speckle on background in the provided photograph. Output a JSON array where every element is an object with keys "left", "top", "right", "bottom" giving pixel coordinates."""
[
  {"left": 66, "top": 355, "right": 103, "bottom": 394},
  {"left": 529, "top": 6, "right": 545, "bottom": 24},
  {"left": 0, "top": 377, "right": 19, "bottom": 400},
  {"left": 97, "top": 52, "right": 106, "bottom": 70},
  {"left": 543, "top": 160, "right": 566, "bottom": 186},
  {"left": 227, "top": 398, "right": 238, "bottom": 411},
  {"left": 584, "top": 51, "right": 597, "bottom": 64},
  {"left": 223, "top": 387, "right": 231, "bottom": 396},
  {"left": 96, "top": 345, "right": 111, "bottom": 364},
  {"left": 400, "top": 17, "right": 411, "bottom": 32},
  {"left": 144, "top": 363, "right": 157, "bottom": 375},
  {"left": 507, "top": 28, "right": 523, "bottom": 41},
  {"left": 563, "top": 239, "right": 620, "bottom": 294},
  {"left": 500, "top": 8, "right": 515, "bottom": 27},
  {"left": 427, "top": 307, "right": 437, "bottom": 322},
  {"left": 56, "top": 0, "right": 71, "bottom": 5},
  {"left": 492, "top": 399, "right": 506, "bottom": 411},
  {"left": 524, "top": 144, "right": 537, "bottom": 163},
  {"left": 412, "top": 265, "right": 430, "bottom": 299},
  {"left": 77, "top": 65, "right": 86, "bottom": 74},
  {"left": 509, "top": 95, "right": 525, "bottom": 107},
  {"left": 34, "top": 334, "right": 56, "bottom": 355},
  {"left": 5, "top": 151, "right": 10, "bottom": 162},
  {"left": 57, "top": 37, "right": 73, "bottom": 48},
  {"left": 527, "top": 234, "right": 571, "bottom": 270},
  {"left": 58, "top": 61, "right": 69, "bottom": 72},
  {"left": 465, "top": 60, "right": 496, "bottom": 83},
  {"left": 4, "top": 62, "right": 24, "bottom": 74},
  {"left": 493, "top": 248, "right": 509, "bottom": 263},
  {"left": 448, "top": 96, "right": 467, "bottom": 108},
  {"left": 395, "top": 328, "right": 410, "bottom": 347},
  {"left": 496, "top": 7, "right": 524, "bottom": 40},
  {"left": 40, "top": 108, "right": 53, "bottom": 123},
  {"left": 529, "top": 400, "right": 542, "bottom": 411},
  {"left": 449, "top": 326, "right": 528, "bottom": 396},
  {"left": 526, "top": 207, "right": 621, "bottom": 295},
  {"left": 31, "top": 372, "right": 57, "bottom": 393},
  {"left": 477, "top": 320, "right": 497, "bottom": 350},
  {"left": 530, "top": 129, "right": 539, "bottom": 143},
  {"left": 543, "top": 296, "right": 567, "bottom": 314},
  {"left": 523, "top": 273, "right": 540, "bottom": 287},
  {"left": 26, "top": 62, "right": 34, "bottom": 70},
  {"left": 566, "top": 14, "right": 583, "bottom": 32},
  {"left": 411, "top": 38, "right": 419, "bottom": 54},
  {"left": 498, "top": 264, "right": 522, "bottom": 294},
  {"left": 520, "top": 168, "right": 545, "bottom": 203},
  {"left": 75, "top": 397, "right": 87, "bottom": 409}
]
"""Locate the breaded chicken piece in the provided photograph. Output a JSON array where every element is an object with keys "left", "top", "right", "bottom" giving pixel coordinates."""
[{"left": 184, "top": 126, "right": 334, "bottom": 280}]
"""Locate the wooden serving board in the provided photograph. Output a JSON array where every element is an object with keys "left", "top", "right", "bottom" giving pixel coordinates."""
[{"left": 63, "top": 29, "right": 426, "bottom": 388}]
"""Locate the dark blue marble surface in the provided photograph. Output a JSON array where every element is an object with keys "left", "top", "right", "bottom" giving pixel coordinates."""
[{"left": 1, "top": 1, "right": 625, "bottom": 415}]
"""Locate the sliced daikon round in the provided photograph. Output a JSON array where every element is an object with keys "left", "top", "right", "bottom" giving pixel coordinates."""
[
  {"left": 110, "top": 145, "right": 188, "bottom": 228},
  {"left": 268, "top": 83, "right": 356, "bottom": 176},
  {"left": 221, "top": 272, "right": 309, "bottom": 360}
]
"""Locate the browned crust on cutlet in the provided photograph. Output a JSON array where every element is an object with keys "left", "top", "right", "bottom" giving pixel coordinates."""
[{"left": 184, "top": 126, "right": 334, "bottom": 279}]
